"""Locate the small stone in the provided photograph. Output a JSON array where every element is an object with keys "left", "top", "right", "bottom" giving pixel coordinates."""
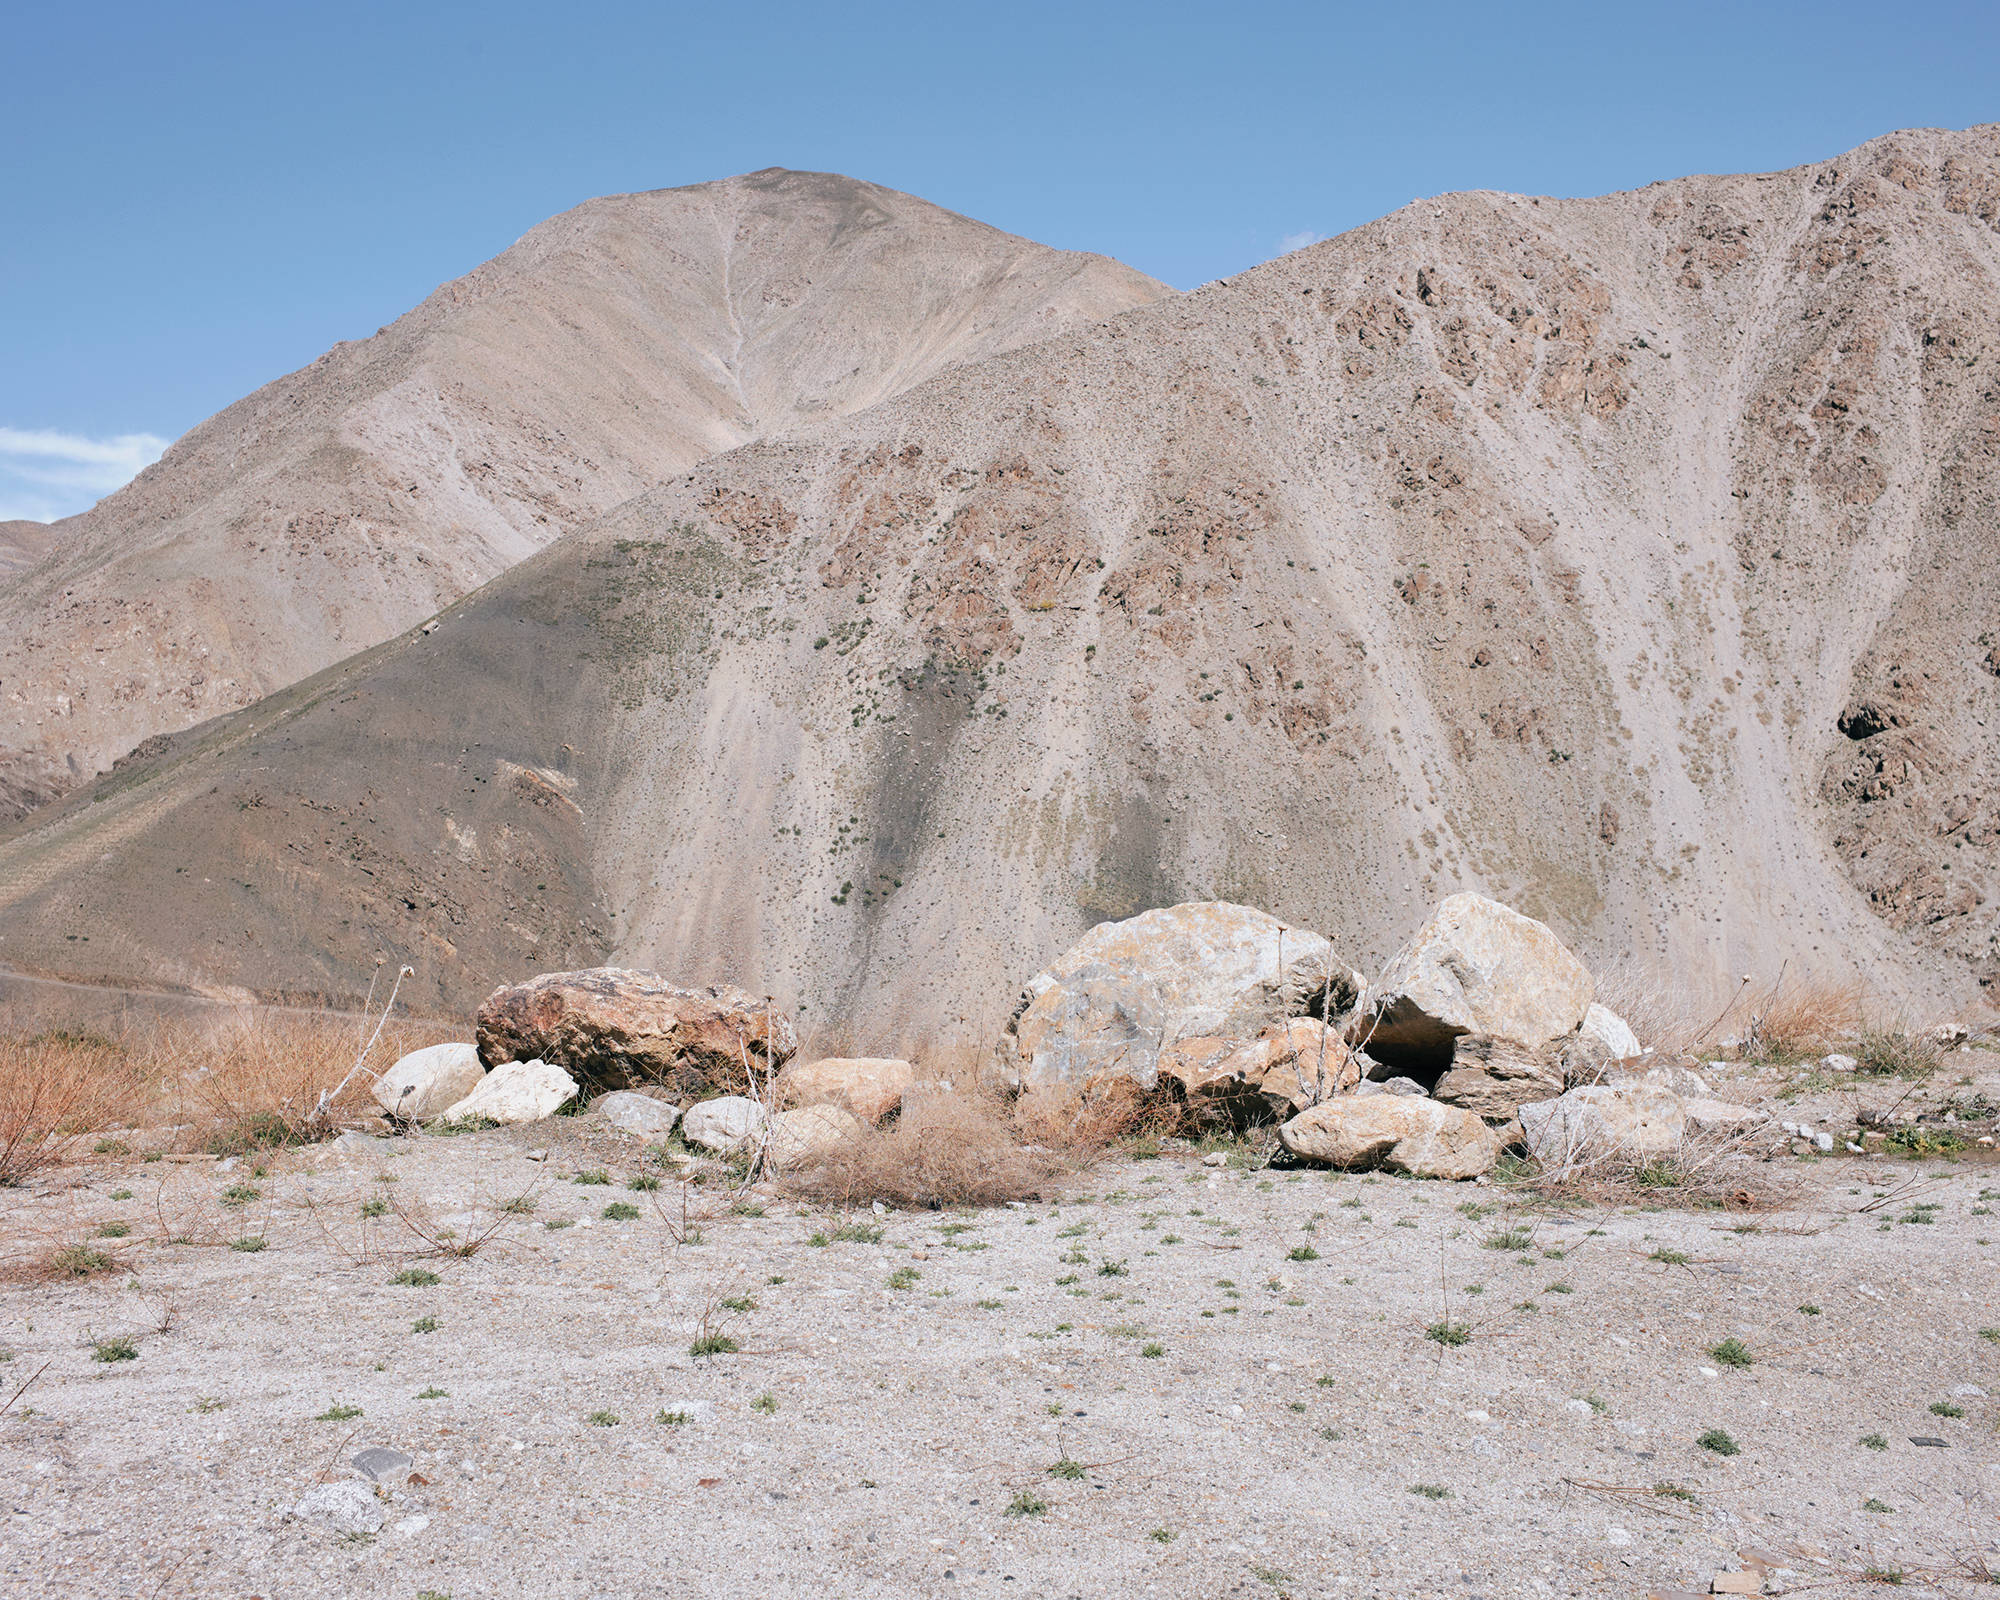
[
  {"left": 1952, "top": 1383, "right": 1988, "bottom": 1397},
  {"left": 1821, "top": 1053, "right": 1859, "bottom": 1072},
  {"left": 658, "top": 1400, "right": 717, "bottom": 1424},
  {"left": 525, "top": 1147, "right": 548, "bottom": 1162},
  {"left": 1812, "top": 1130, "right": 1834, "bottom": 1153},
  {"left": 1910, "top": 1435, "right": 1948, "bottom": 1447},
  {"left": 293, "top": 1480, "right": 386, "bottom": 1535},
  {"left": 1202, "top": 1151, "right": 1230, "bottom": 1168},
  {"left": 1711, "top": 1573, "right": 1761, "bottom": 1596},
  {"left": 351, "top": 1447, "right": 413, "bottom": 1483},
  {"left": 594, "top": 1091, "right": 681, "bottom": 1139},
  {"left": 334, "top": 1131, "right": 385, "bottom": 1153}
]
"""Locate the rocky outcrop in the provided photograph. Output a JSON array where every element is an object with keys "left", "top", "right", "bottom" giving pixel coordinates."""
[
  {"left": 779, "top": 1057, "right": 918, "bottom": 1124},
  {"left": 1353, "top": 894, "right": 1593, "bottom": 1077},
  {"left": 1158, "top": 1019, "right": 1357, "bottom": 1127},
  {"left": 373, "top": 1042, "right": 484, "bottom": 1122},
  {"left": 680, "top": 1095, "right": 768, "bottom": 1154},
  {"left": 476, "top": 969, "right": 797, "bottom": 1094},
  {"left": 1010, "top": 902, "right": 1362, "bottom": 1090},
  {"left": 1278, "top": 1097, "right": 1500, "bottom": 1179},
  {"left": 439, "top": 1058, "right": 578, "bottom": 1125}
]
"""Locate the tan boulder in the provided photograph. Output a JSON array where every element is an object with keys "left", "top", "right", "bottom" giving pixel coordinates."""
[
  {"left": 764, "top": 1104, "right": 866, "bottom": 1170},
  {"left": 779, "top": 1057, "right": 918, "bottom": 1124},
  {"left": 1355, "top": 893, "right": 1592, "bottom": 1071},
  {"left": 1010, "top": 902, "right": 1363, "bottom": 1089},
  {"left": 1279, "top": 1096, "right": 1500, "bottom": 1179},
  {"left": 1161, "top": 1020, "right": 1357, "bottom": 1126},
  {"left": 475, "top": 968, "right": 797, "bottom": 1094}
]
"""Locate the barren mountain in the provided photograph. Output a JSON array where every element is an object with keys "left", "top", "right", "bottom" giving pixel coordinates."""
[
  {"left": 0, "top": 170, "right": 1166, "bottom": 816},
  {"left": 2, "top": 127, "right": 1995, "bottom": 1042}
]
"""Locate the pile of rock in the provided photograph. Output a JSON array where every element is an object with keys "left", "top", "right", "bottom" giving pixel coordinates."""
[{"left": 1008, "top": 894, "right": 1766, "bottom": 1179}]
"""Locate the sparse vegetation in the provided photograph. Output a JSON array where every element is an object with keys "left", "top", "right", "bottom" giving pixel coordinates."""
[
  {"left": 1697, "top": 1428, "right": 1739, "bottom": 1456},
  {"left": 92, "top": 1336, "right": 138, "bottom": 1363}
]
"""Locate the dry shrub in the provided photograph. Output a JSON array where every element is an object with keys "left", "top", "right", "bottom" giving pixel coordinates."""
[
  {"left": 0, "top": 1032, "right": 144, "bottom": 1186},
  {"left": 1501, "top": 1125, "right": 1791, "bottom": 1213},
  {"left": 782, "top": 1087, "right": 1066, "bottom": 1209},
  {"left": 1742, "top": 974, "right": 1866, "bottom": 1062}
]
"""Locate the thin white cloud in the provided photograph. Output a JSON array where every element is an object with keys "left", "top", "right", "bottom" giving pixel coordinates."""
[
  {"left": 0, "top": 427, "right": 169, "bottom": 522},
  {"left": 1277, "top": 229, "right": 1325, "bottom": 257}
]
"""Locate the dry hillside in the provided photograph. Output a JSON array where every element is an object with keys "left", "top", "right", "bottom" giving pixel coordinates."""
[
  {"left": 0, "top": 126, "right": 1995, "bottom": 1042},
  {"left": 0, "top": 170, "right": 1166, "bottom": 817}
]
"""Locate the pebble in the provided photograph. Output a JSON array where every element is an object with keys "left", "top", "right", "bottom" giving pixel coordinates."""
[
  {"left": 1202, "top": 1152, "right": 1229, "bottom": 1168},
  {"left": 352, "top": 1447, "right": 413, "bottom": 1482}
]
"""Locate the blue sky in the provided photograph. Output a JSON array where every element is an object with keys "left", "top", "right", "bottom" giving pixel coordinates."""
[{"left": 3, "top": 0, "right": 1994, "bottom": 520}]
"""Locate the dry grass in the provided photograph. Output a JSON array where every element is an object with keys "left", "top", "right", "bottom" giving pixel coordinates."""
[
  {"left": 780, "top": 1086, "right": 1096, "bottom": 1209},
  {"left": 1500, "top": 1125, "right": 1790, "bottom": 1213},
  {"left": 1741, "top": 974, "right": 1867, "bottom": 1062},
  {"left": 0, "top": 1032, "right": 145, "bottom": 1186},
  {"left": 0, "top": 1005, "right": 457, "bottom": 1183}
]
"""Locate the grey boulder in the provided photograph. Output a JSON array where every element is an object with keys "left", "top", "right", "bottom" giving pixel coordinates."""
[{"left": 680, "top": 1095, "right": 768, "bottom": 1153}]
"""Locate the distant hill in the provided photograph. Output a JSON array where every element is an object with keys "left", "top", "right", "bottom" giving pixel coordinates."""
[
  {"left": 0, "top": 169, "right": 1167, "bottom": 815},
  {"left": 1, "top": 128, "right": 1995, "bottom": 1042}
]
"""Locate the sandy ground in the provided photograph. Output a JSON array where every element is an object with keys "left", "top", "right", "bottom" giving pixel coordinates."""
[{"left": 2, "top": 1096, "right": 1997, "bottom": 1600}]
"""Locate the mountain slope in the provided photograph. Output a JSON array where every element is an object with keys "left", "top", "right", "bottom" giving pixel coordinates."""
[
  {"left": 0, "top": 169, "right": 1167, "bottom": 815},
  {"left": 1, "top": 127, "right": 1995, "bottom": 1042}
]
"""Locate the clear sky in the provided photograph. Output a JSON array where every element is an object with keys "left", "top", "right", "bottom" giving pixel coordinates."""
[{"left": 3, "top": 0, "right": 1994, "bottom": 520}]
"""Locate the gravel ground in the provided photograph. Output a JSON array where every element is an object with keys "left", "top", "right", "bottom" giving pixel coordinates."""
[{"left": 2, "top": 1108, "right": 1997, "bottom": 1600}]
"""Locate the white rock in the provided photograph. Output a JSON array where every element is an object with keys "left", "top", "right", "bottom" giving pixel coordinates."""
[
  {"left": 1579, "top": 1003, "right": 1641, "bottom": 1061},
  {"left": 373, "top": 1042, "right": 485, "bottom": 1122},
  {"left": 594, "top": 1091, "right": 681, "bottom": 1139},
  {"left": 1822, "top": 1053, "right": 1859, "bottom": 1072},
  {"left": 680, "top": 1095, "right": 768, "bottom": 1153},
  {"left": 437, "top": 1058, "right": 578, "bottom": 1125},
  {"left": 1812, "top": 1130, "right": 1835, "bottom": 1153},
  {"left": 293, "top": 1480, "right": 386, "bottom": 1535}
]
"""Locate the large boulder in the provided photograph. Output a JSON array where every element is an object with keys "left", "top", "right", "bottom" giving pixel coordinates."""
[
  {"left": 764, "top": 1104, "right": 866, "bottom": 1170},
  {"left": 1159, "top": 1019, "right": 1358, "bottom": 1127},
  {"left": 1278, "top": 1097, "right": 1500, "bottom": 1179},
  {"left": 779, "top": 1057, "right": 918, "bottom": 1125},
  {"left": 438, "top": 1058, "right": 577, "bottom": 1125},
  {"left": 680, "top": 1095, "right": 768, "bottom": 1154},
  {"left": 1010, "top": 902, "right": 1363, "bottom": 1090},
  {"left": 475, "top": 968, "right": 797, "bottom": 1094},
  {"left": 593, "top": 1090, "right": 682, "bottom": 1139},
  {"left": 1353, "top": 894, "right": 1593, "bottom": 1075},
  {"left": 373, "top": 1042, "right": 484, "bottom": 1122}
]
